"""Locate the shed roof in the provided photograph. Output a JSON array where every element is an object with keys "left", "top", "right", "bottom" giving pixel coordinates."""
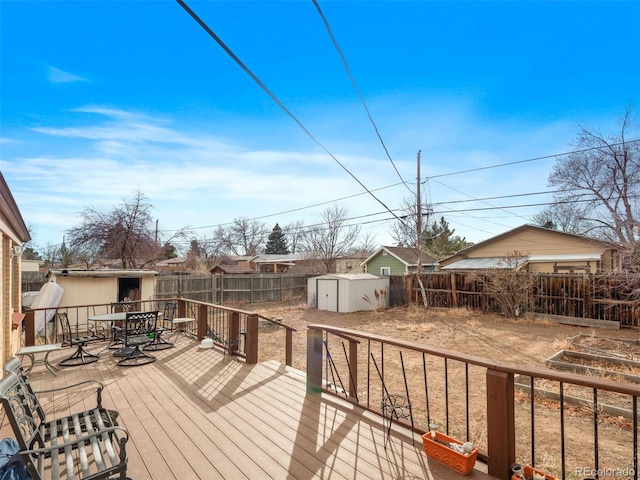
[
  {"left": 48, "top": 269, "right": 158, "bottom": 278},
  {"left": 311, "top": 273, "right": 382, "bottom": 281}
]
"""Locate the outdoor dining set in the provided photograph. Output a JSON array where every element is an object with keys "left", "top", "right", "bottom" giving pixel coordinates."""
[{"left": 17, "top": 302, "right": 197, "bottom": 371}]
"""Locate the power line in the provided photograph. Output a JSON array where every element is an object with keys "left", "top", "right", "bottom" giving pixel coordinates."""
[
  {"left": 176, "top": 0, "right": 409, "bottom": 228},
  {"left": 428, "top": 139, "right": 640, "bottom": 180},
  {"left": 311, "top": 0, "right": 413, "bottom": 194}
]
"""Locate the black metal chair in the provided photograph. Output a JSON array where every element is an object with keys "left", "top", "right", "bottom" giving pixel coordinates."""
[
  {"left": 57, "top": 312, "right": 103, "bottom": 367},
  {"left": 145, "top": 302, "right": 175, "bottom": 351},
  {"left": 118, "top": 311, "right": 158, "bottom": 367}
]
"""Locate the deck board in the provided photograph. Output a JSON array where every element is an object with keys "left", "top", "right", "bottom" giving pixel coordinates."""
[{"left": 1, "top": 337, "right": 499, "bottom": 480}]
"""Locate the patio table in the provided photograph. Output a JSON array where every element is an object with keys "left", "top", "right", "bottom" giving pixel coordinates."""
[
  {"left": 16, "top": 343, "right": 62, "bottom": 375},
  {"left": 88, "top": 312, "right": 161, "bottom": 356}
]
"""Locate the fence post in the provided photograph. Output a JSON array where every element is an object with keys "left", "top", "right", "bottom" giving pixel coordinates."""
[
  {"left": 405, "top": 275, "right": 413, "bottom": 305},
  {"left": 450, "top": 273, "right": 458, "bottom": 308},
  {"left": 486, "top": 368, "right": 515, "bottom": 479},
  {"left": 307, "top": 328, "right": 323, "bottom": 394},
  {"left": 245, "top": 314, "right": 258, "bottom": 364}
]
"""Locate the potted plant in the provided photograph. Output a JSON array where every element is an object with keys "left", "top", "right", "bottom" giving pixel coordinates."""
[{"left": 421, "top": 430, "right": 478, "bottom": 475}]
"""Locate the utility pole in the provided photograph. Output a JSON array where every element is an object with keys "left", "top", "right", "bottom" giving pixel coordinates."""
[
  {"left": 416, "top": 150, "right": 428, "bottom": 307},
  {"left": 416, "top": 150, "right": 422, "bottom": 272}
]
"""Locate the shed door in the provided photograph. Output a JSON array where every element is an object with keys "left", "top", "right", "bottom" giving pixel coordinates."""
[{"left": 317, "top": 279, "right": 338, "bottom": 312}]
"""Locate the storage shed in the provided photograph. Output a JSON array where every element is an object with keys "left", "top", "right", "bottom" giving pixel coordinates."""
[
  {"left": 307, "top": 273, "right": 389, "bottom": 313},
  {"left": 46, "top": 269, "right": 158, "bottom": 326}
]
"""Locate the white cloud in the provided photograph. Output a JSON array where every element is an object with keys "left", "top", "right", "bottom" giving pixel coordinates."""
[{"left": 47, "top": 66, "right": 87, "bottom": 84}]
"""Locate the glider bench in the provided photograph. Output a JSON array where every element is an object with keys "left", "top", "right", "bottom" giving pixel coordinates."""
[{"left": 0, "top": 357, "right": 130, "bottom": 480}]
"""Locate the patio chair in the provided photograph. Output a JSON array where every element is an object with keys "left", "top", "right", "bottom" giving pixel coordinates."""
[
  {"left": 57, "top": 312, "right": 103, "bottom": 367},
  {"left": 118, "top": 311, "right": 159, "bottom": 367},
  {"left": 146, "top": 302, "right": 175, "bottom": 351}
]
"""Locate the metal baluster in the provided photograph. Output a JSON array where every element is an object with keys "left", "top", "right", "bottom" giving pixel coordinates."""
[
  {"left": 444, "top": 357, "right": 449, "bottom": 435},
  {"left": 633, "top": 396, "right": 638, "bottom": 480},
  {"left": 560, "top": 382, "right": 566, "bottom": 480},
  {"left": 465, "top": 363, "right": 470, "bottom": 441},
  {"left": 423, "top": 352, "right": 431, "bottom": 426},
  {"left": 531, "top": 376, "right": 535, "bottom": 468},
  {"left": 594, "top": 388, "right": 599, "bottom": 479},
  {"left": 366, "top": 339, "right": 371, "bottom": 410}
]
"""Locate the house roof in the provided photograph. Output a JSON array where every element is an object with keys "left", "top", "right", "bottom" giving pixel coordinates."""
[
  {"left": 449, "top": 224, "right": 612, "bottom": 259},
  {"left": 440, "top": 253, "right": 605, "bottom": 270},
  {"left": 210, "top": 264, "right": 256, "bottom": 274},
  {"left": 0, "top": 172, "right": 30, "bottom": 243},
  {"left": 361, "top": 246, "right": 438, "bottom": 267},
  {"left": 249, "top": 253, "right": 306, "bottom": 263}
]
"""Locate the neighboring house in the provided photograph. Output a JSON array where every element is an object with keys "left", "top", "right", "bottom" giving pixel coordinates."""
[
  {"left": 249, "top": 253, "right": 300, "bottom": 273},
  {"left": 154, "top": 257, "right": 189, "bottom": 272},
  {"left": 334, "top": 252, "right": 369, "bottom": 274},
  {"left": 210, "top": 264, "right": 256, "bottom": 274},
  {"left": 438, "top": 224, "right": 620, "bottom": 274},
  {"left": 21, "top": 259, "right": 43, "bottom": 272},
  {"left": 1, "top": 173, "right": 30, "bottom": 363},
  {"left": 361, "top": 246, "right": 438, "bottom": 276}
]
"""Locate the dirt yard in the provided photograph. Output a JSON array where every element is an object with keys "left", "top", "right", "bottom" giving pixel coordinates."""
[
  {"left": 251, "top": 303, "right": 640, "bottom": 479},
  {"left": 254, "top": 302, "right": 639, "bottom": 370}
]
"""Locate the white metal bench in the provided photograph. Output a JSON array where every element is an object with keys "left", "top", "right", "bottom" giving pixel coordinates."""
[{"left": 0, "top": 359, "right": 129, "bottom": 480}]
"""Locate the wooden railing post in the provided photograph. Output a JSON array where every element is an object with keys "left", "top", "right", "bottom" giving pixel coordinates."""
[
  {"left": 285, "top": 328, "right": 293, "bottom": 366},
  {"left": 307, "top": 328, "right": 323, "bottom": 394},
  {"left": 24, "top": 310, "right": 35, "bottom": 346},
  {"left": 245, "top": 314, "right": 258, "bottom": 364},
  {"left": 486, "top": 369, "right": 516, "bottom": 479},
  {"left": 197, "top": 304, "right": 207, "bottom": 340},
  {"left": 177, "top": 299, "right": 187, "bottom": 318},
  {"left": 229, "top": 311, "right": 240, "bottom": 358},
  {"left": 348, "top": 339, "right": 358, "bottom": 401}
]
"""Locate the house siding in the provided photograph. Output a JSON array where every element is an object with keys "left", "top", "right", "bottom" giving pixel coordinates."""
[{"left": 366, "top": 253, "right": 407, "bottom": 276}]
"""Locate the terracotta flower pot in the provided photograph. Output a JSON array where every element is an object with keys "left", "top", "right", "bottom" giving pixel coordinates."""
[
  {"left": 511, "top": 464, "right": 557, "bottom": 480},
  {"left": 421, "top": 431, "right": 478, "bottom": 475}
]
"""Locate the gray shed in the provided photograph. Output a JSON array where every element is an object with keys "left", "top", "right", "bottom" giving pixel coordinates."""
[{"left": 307, "top": 273, "right": 390, "bottom": 313}]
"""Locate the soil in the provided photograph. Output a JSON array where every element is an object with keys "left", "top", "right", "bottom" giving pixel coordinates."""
[{"left": 251, "top": 303, "right": 640, "bottom": 479}]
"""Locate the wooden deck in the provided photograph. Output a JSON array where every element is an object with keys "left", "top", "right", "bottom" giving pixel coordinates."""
[{"left": 2, "top": 337, "right": 499, "bottom": 479}]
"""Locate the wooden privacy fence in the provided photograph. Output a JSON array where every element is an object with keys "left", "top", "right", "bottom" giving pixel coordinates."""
[
  {"left": 156, "top": 273, "right": 310, "bottom": 305},
  {"left": 409, "top": 272, "right": 640, "bottom": 327}
]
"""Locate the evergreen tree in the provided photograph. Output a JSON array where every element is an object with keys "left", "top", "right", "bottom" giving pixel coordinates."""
[
  {"left": 424, "top": 217, "right": 466, "bottom": 259},
  {"left": 264, "top": 223, "right": 290, "bottom": 254}
]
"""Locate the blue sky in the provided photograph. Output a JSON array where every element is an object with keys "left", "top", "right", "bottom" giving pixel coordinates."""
[{"left": 1, "top": 0, "right": 639, "bottom": 252}]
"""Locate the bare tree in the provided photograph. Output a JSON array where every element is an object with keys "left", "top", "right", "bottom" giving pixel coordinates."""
[
  {"left": 302, "top": 205, "right": 361, "bottom": 273},
  {"left": 531, "top": 203, "right": 593, "bottom": 234},
  {"left": 354, "top": 232, "right": 378, "bottom": 254},
  {"left": 66, "top": 191, "right": 189, "bottom": 268},
  {"left": 214, "top": 217, "right": 267, "bottom": 256},
  {"left": 284, "top": 220, "right": 306, "bottom": 254},
  {"left": 389, "top": 195, "right": 427, "bottom": 247},
  {"left": 548, "top": 106, "right": 640, "bottom": 245},
  {"left": 478, "top": 251, "right": 534, "bottom": 318}
]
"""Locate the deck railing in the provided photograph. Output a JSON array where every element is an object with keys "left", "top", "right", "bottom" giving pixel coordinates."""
[
  {"left": 21, "top": 298, "right": 295, "bottom": 366},
  {"left": 307, "top": 324, "right": 640, "bottom": 480}
]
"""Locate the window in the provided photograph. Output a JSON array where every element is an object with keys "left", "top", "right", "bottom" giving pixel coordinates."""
[{"left": 380, "top": 267, "right": 391, "bottom": 276}]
